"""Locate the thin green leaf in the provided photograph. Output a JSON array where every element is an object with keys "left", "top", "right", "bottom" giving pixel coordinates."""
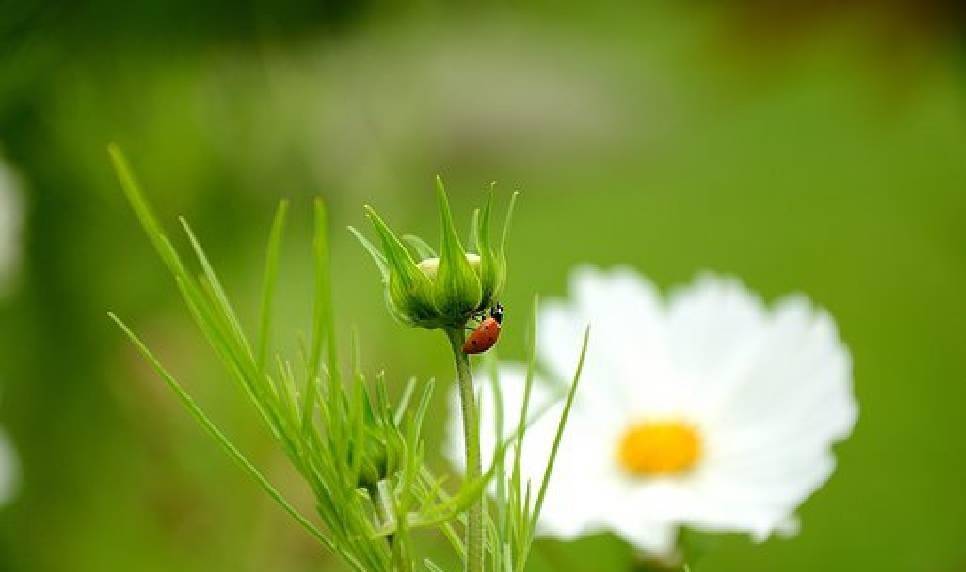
[
  {"left": 315, "top": 199, "right": 341, "bottom": 391},
  {"left": 511, "top": 296, "right": 539, "bottom": 494},
  {"left": 108, "top": 144, "right": 187, "bottom": 277},
  {"left": 523, "top": 325, "right": 591, "bottom": 568},
  {"left": 257, "top": 200, "right": 289, "bottom": 374},
  {"left": 394, "top": 376, "right": 418, "bottom": 427},
  {"left": 180, "top": 218, "right": 254, "bottom": 361},
  {"left": 487, "top": 353, "right": 508, "bottom": 541},
  {"left": 410, "top": 379, "right": 435, "bottom": 447}
]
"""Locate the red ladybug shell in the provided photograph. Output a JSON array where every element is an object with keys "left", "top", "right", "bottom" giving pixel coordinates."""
[{"left": 462, "top": 317, "right": 502, "bottom": 354}]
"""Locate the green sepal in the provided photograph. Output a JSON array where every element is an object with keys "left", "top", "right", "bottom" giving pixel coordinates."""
[
  {"left": 353, "top": 181, "right": 518, "bottom": 331},
  {"left": 500, "top": 191, "right": 519, "bottom": 267},
  {"left": 402, "top": 233, "right": 437, "bottom": 260},
  {"left": 475, "top": 183, "right": 505, "bottom": 311},
  {"left": 348, "top": 225, "right": 389, "bottom": 283},
  {"left": 363, "top": 206, "right": 438, "bottom": 327},
  {"left": 433, "top": 176, "right": 482, "bottom": 325},
  {"left": 468, "top": 208, "right": 480, "bottom": 252}
]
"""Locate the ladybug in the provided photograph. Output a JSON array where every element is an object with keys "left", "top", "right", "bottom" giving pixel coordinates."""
[{"left": 462, "top": 304, "right": 504, "bottom": 355}]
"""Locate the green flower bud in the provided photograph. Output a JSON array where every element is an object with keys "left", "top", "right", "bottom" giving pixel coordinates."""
[
  {"left": 351, "top": 433, "right": 389, "bottom": 492},
  {"left": 350, "top": 178, "right": 517, "bottom": 329}
]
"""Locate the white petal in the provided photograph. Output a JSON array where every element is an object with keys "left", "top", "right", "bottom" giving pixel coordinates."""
[
  {"left": 678, "top": 291, "right": 856, "bottom": 539},
  {"left": 540, "top": 266, "right": 679, "bottom": 418},
  {"left": 775, "top": 516, "right": 801, "bottom": 539},
  {"left": 707, "top": 296, "right": 857, "bottom": 457},
  {"left": 664, "top": 274, "right": 769, "bottom": 416},
  {"left": 680, "top": 449, "right": 837, "bottom": 537},
  {"left": 536, "top": 300, "right": 590, "bottom": 384},
  {"left": 609, "top": 517, "right": 678, "bottom": 557}
]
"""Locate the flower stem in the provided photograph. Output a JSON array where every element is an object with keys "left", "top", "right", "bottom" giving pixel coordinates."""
[{"left": 446, "top": 327, "right": 484, "bottom": 572}]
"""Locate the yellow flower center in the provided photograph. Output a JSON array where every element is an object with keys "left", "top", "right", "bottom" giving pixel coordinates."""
[{"left": 617, "top": 421, "right": 701, "bottom": 476}]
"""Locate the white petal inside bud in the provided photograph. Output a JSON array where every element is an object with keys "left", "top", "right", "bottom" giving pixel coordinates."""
[{"left": 417, "top": 253, "right": 481, "bottom": 281}]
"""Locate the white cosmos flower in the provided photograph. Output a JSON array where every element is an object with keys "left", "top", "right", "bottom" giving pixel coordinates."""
[
  {"left": 0, "top": 427, "right": 17, "bottom": 505},
  {"left": 0, "top": 150, "right": 23, "bottom": 505},
  {"left": 446, "top": 266, "right": 858, "bottom": 558},
  {"left": 0, "top": 154, "right": 23, "bottom": 291}
]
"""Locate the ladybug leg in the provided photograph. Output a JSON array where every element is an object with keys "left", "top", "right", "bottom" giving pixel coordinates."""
[{"left": 468, "top": 309, "right": 486, "bottom": 323}]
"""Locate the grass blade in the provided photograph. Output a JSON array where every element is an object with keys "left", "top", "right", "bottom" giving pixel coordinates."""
[
  {"left": 520, "top": 325, "right": 591, "bottom": 570},
  {"left": 257, "top": 200, "right": 289, "bottom": 374}
]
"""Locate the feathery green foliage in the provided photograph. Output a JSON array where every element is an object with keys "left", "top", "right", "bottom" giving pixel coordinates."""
[{"left": 108, "top": 145, "right": 493, "bottom": 572}]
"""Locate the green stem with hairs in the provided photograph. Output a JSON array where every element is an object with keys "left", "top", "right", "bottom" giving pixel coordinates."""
[{"left": 445, "top": 327, "right": 484, "bottom": 572}]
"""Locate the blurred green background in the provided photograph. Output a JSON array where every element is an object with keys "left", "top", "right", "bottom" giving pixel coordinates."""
[{"left": 2, "top": 1, "right": 965, "bottom": 570}]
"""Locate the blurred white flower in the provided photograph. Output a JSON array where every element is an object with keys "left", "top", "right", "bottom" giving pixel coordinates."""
[
  {"left": 0, "top": 428, "right": 18, "bottom": 505},
  {"left": 0, "top": 151, "right": 23, "bottom": 505},
  {"left": 0, "top": 154, "right": 24, "bottom": 291},
  {"left": 447, "top": 267, "right": 858, "bottom": 558}
]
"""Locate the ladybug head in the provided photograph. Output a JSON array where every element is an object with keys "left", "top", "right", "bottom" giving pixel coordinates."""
[{"left": 489, "top": 303, "right": 504, "bottom": 324}]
